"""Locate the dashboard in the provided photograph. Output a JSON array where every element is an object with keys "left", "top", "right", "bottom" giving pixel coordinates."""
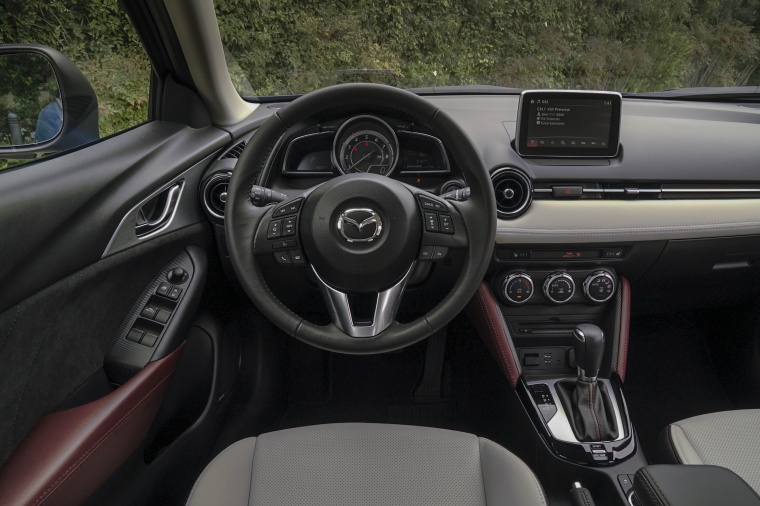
[{"left": 201, "top": 92, "right": 760, "bottom": 313}]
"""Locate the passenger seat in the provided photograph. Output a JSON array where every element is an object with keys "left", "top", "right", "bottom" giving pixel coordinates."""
[{"left": 659, "top": 410, "right": 760, "bottom": 494}]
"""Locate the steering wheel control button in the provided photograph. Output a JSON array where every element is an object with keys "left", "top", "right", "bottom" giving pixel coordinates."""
[
  {"left": 502, "top": 272, "right": 534, "bottom": 305},
  {"left": 543, "top": 272, "right": 576, "bottom": 304},
  {"left": 272, "top": 198, "right": 303, "bottom": 218},
  {"left": 417, "top": 195, "right": 446, "bottom": 212},
  {"left": 141, "top": 333, "right": 158, "bottom": 347},
  {"left": 291, "top": 250, "right": 306, "bottom": 265},
  {"left": 424, "top": 212, "right": 440, "bottom": 232},
  {"left": 419, "top": 246, "right": 434, "bottom": 260},
  {"left": 274, "top": 251, "right": 292, "bottom": 265},
  {"left": 126, "top": 329, "right": 144, "bottom": 343},
  {"left": 439, "top": 214, "right": 454, "bottom": 234},
  {"left": 167, "top": 286, "right": 182, "bottom": 300},
  {"left": 156, "top": 282, "right": 171, "bottom": 297},
  {"left": 272, "top": 239, "right": 296, "bottom": 250},
  {"left": 282, "top": 216, "right": 297, "bottom": 237},
  {"left": 140, "top": 305, "right": 159, "bottom": 319},
  {"left": 267, "top": 219, "right": 283, "bottom": 239},
  {"left": 167, "top": 267, "right": 187, "bottom": 284},
  {"left": 432, "top": 246, "right": 449, "bottom": 260},
  {"left": 583, "top": 270, "right": 617, "bottom": 303},
  {"left": 155, "top": 309, "right": 172, "bottom": 324}
]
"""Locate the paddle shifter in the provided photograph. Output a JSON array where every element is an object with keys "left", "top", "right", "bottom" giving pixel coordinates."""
[
  {"left": 556, "top": 323, "right": 619, "bottom": 442},
  {"left": 574, "top": 323, "right": 604, "bottom": 382}
]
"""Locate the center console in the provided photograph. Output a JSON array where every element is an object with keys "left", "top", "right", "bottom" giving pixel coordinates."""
[{"left": 470, "top": 259, "right": 641, "bottom": 504}]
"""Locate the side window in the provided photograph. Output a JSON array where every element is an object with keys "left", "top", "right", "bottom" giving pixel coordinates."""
[{"left": 0, "top": 3, "right": 151, "bottom": 171}]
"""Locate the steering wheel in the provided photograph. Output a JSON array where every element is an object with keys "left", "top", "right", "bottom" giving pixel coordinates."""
[{"left": 226, "top": 84, "right": 496, "bottom": 354}]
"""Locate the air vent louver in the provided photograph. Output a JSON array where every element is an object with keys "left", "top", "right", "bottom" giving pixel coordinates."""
[
  {"left": 201, "top": 172, "right": 231, "bottom": 220},
  {"left": 222, "top": 140, "right": 246, "bottom": 159},
  {"left": 491, "top": 167, "right": 532, "bottom": 219}
]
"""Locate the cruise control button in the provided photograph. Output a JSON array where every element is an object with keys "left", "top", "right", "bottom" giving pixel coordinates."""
[
  {"left": 424, "top": 212, "right": 440, "bottom": 232},
  {"left": 417, "top": 195, "right": 445, "bottom": 212},
  {"left": 291, "top": 250, "right": 306, "bottom": 265},
  {"left": 267, "top": 219, "right": 282, "bottom": 239},
  {"left": 274, "top": 251, "right": 292, "bottom": 264},
  {"left": 432, "top": 246, "right": 449, "bottom": 260},
  {"left": 419, "top": 246, "right": 434, "bottom": 260},
  {"left": 283, "top": 216, "right": 297, "bottom": 237},
  {"left": 439, "top": 214, "right": 454, "bottom": 234}
]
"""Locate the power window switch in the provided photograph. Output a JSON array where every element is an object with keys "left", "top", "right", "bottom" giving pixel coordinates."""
[
  {"left": 156, "top": 282, "right": 171, "bottom": 296},
  {"left": 167, "top": 287, "right": 182, "bottom": 300},
  {"left": 155, "top": 309, "right": 171, "bottom": 324},
  {"left": 141, "top": 333, "right": 158, "bottom": 347},
  {"left": 140, "top": 306, "right": 159, "bottom": 320},
  {"left": 126, "top": 329, "right": 144, "bottom": 343}
]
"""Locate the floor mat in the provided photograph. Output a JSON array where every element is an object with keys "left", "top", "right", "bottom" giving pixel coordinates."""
[{"left": 624, "top": 313, "right": 735, "bottom": 460}]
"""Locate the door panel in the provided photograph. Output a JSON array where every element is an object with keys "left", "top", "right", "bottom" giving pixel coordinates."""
[{"left": 0, "top": 121, "right": 229, "bottom": 471}]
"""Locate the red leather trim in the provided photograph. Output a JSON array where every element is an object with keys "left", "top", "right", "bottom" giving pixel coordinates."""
[
  {"left": 0, "top": 344, "right": 185, "bottom": 506},
  {"left": 466, "top": 282, "right": 520, "bottom": 387},
  {"left": 616, "top": 277, "right": 631, "bottom": 382}
]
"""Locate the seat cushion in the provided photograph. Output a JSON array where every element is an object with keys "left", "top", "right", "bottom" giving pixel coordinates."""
[
  {"left": 662, "top": 409, "right": 760, "bottom": 494},
  {"left": 187, "top": 423, "right": 547, "bottom": 506}
]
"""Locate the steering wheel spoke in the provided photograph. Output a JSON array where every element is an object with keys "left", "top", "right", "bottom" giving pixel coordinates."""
[
  {"left": 414, "top": 190, "right": 468, "bottom": 262},
  {"left": 252, "top": 195, "right": 309, "bottom": 267},
  {"left": 312, "top": 262, "right": 416, "bottom": 338}
]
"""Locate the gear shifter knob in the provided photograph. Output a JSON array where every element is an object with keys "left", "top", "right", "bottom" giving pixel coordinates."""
[{"left": 574, "top": 323, "right": 604, "bottom": 381}]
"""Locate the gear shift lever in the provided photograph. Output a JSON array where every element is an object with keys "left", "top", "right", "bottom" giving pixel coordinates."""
[
  {"left": 573, "top": 323, "right": 605, "bottom": 382},
  {"left": 555, "top": 323, "right": 619, "bottom": 441}
]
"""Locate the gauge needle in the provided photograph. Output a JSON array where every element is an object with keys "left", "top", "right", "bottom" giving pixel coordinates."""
[{"left": 348, "top": 151, "right": 374, "bottom": 171}]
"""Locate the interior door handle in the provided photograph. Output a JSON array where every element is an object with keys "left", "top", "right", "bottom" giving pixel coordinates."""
[{"left": 135, "top": 183, "right": 183, "bottom": 238}]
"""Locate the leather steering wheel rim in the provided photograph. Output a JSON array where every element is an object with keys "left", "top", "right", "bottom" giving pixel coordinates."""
[{"left": 225, "top": 83, "right": 496, "bottom": 354}]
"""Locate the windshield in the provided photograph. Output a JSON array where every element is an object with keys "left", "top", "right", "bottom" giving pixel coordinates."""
[{"left": 215, "top": 0, "right": 760, "bottom": 98}]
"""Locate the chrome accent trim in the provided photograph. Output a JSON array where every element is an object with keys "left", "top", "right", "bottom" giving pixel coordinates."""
[
  {"left": 526, "top": 377, "right": 626, "bottom": 443},
  {"left": 491, "top": 167, "right": 533, "bottom": 218},
  {"left": 543, "top": 272, "right": 576, "bottom": 304},
  {"left": 135, "top": 184, "right": 182, "bottom": 237},
  {"left": 311, "top": 263, "right": 415, "bottom": 338},
  {"left": 337, "top": 208, "right": 383, "bottom": 243},
  {"left": 201, "top": 171, "right": 231, "bottom": 220},
  {"left": 583, "top": 270, "right": 617, "bottom": 304},
  {"left": 501, "top": 272, "right": 534, "bottom": 305},
  {"left": 663, "top": 188, "right": 760, "bottom": 193}
]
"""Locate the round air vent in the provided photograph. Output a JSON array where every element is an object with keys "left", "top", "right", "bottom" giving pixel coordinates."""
[
  {"left": 201, "top": 172, "right": 231, "bottom": 220},
  {"left": 490, "top": 167, "right": 532, "bottom": 219}
]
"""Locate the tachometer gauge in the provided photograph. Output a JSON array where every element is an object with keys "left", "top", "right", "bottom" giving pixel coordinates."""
[{"left": 333, "top": 116, "right": 399, "bottom": 175}]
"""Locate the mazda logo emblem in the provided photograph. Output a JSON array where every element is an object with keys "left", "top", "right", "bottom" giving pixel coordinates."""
[{"left": 337, "top": 208, "right": 383, "bottom": 243}]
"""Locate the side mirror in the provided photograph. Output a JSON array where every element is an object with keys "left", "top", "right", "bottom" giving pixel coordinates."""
[{"left": 0, "top": 44, "right": 99, "bottom": 159}]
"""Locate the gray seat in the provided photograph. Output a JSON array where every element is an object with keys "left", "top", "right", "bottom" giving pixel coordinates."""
[
  {"left": 661, "top": 409, "right": 760, "bottom": 494},
  {"left": 187, "top": 423, "right": 547, "bottom": 506}
]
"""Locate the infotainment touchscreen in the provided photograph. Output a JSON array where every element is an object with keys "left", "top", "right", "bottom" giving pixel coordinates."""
[{"left": 516, "top": 90, "right": 622, "bottom": 158}]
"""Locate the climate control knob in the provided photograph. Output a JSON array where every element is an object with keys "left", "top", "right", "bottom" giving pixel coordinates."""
[
  {"left": 543, "top": 272, "right": 575, "bottom": 304},
  {"left": 583, "top": 270, "right": 616, "bottom": 303},
  {"left": 502, "top": 272, "right": 534, "bottom": 305}
]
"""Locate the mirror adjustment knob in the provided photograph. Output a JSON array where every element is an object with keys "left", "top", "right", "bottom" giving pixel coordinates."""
[{"left": 167, "top": 267, "right": 187, "bottom": 284}]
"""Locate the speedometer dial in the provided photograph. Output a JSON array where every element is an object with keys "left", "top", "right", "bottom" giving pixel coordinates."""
[{"left": 333, "top": 116, "right": 399, "bottom": 176}]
